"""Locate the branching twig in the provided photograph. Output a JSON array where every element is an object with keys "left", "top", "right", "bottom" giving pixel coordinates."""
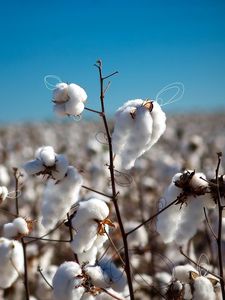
[
  {"left": 37, "top": 266, "right": 53, "bottom": 289},
  {"left": 82, "top": 184, "right": 112, "bottom": 199}
]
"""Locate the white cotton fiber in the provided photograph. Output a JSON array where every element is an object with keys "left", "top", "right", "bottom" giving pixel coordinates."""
[
  {"left": 71, "top": 198, "right": 109, "bottom": 229},
  {"left": 77, "top": 246, "right": 98, "bottom": 265},
  {"left": 192, "top": 276, "right": 216, "bottom": 300},
  {"left": 52, "top": 154, "right": 69, "bottom": 180},
  {"left": 13, "top": 217, "right": 29, "bottom": 235},
  {"left": 173, "top": 264, "right": 198, "bottom": 283},
  {"left": 175, "top": 195, "right": 205, "bottom": 245},
  {"left": 98, "top": 257, "right": 127, "bottom": 292},
  {"left": 23, "top": 159, "right": 45, "bottom": 175},
  {"left": 157, "top": 174, "right": 184, "bottom": 243},
  {"left": 52, "top": 261, "right": 85, "bottom": 300},
  {"left": 53, "top": 83, "right": 69, "bottom": 103},
  {"left": 65, "top": 99, "right": 85, "bottom": 116},
  {"left": 0, "top": 165, "right": 10, "bottom": 186},
  {"left": 0, "top": 186, "right": 8, "bottom": 203},
  {"left": 3, "top": 223, "right": 18, "bottom": 238},
  {"left": 36, "top": 146, "right": 55, "bottom": 167},
  {"left": 85, "top": 265, "right": 110, "bottom": 288},
  {"left": 112, "top": 99, "right": 166, "bottom": 169},
  {"left": 67, "top": 83, "right": 87, "bottom": 103},
  {"left": 0, "top": 238, "right": 24, "bottom": 289},
  {"left": 41, "top": 166, "right": 83, "bottom": 230},
  {"left": 81, "top": 294, "right": 95, "bottom": 300},
  {"left": 71, "top": 220, "right": 99, "bottom": 253}
]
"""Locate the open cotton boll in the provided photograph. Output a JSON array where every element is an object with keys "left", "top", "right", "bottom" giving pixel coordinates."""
[
  {"left": 52, "top": 261, "right": 85, "bottom": 300},
  {"left": 157, "top": 175, "right": 184, "bottom": 243},
  {"left": 41, "top": 166, "right": 83, "bottom": 230},
  {"left": 13, "top": 217, "right": 29, "bottom": 235},
  {"left": 53, "top": 82, "right": 69, "bottom": 103},
  {"left": 98, "top": 257, "right": 127, "bottom": 292},
  {"left": 77, "top": 246, "right": 98, "bottom": 266},
  {"left": 23, "top": 159, "right": 45, "bottom": 176},
  {"left": 175, "top": 195, "right": 205, "bottom": 245},
  {"left": 71, "top": 220, "right": 99, "bottom": 253},
  {"left": 67, "top": 83, "right": 87, "bottom": 103},
  {"left": 35, "top": 146, "right": 55, "bottom": 167},
  {"left": 0, "top": 186, "right": 8, "bottom": 203},
  {"left": 3, "top": 223, "right": 18, "bottom": 238},
  {"left": 173, "top": 264, "right": 198, "bottom": 284},
  {"left": 51, "top": 154, "right": 69, "bottom": 180},
  {"left": 71, "top": 198, "right": 109, "bottom": 229},
  {"left": 85, "top": 265, "right": 110, "bottom": 288},
  {"left": 65, "top": 100, "right": 85, "bottom": 116},
  {"left": 0, "top": 238, "right": 24, "bottom": 289},
  {"left": 192, "top": 276, "right": 216, "bottom": 300}
]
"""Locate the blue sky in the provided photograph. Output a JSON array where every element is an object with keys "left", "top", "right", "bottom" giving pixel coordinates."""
[{"left": 0, "top": 0, "right": 225, "bottom": 122}]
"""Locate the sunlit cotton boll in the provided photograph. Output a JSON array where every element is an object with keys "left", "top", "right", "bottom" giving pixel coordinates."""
[
  {"left": 53, "top": 83, "right": 87, "bottom": 117},
  {"left": 41, "top": 166, "right": 83, "bottom": 230},
  {"left": 35, "top": 146, "right": 56, "bottom": 167},
  {"left": 173, "top": 264, "right": 198, "bottom": 284},
  {"left": 192, "top": 276, "right": 216, "bottom": 300},
  {"left": 0, "top": 186, "right": 8, "bottom": 203},
  {"left": 4, "top": 217, "right": 29, "bottom": 238},
  {"left": 0, "top": 238, "right": 24, "bottom": 289},
  {"left": 112, "top": 99, "right": 166, "bottom": 169},
  {"left": 52, "top": 261, "right": 85, "bottom": 300},
  {"left": 77, "top": 246, "right": 98, "bottom": 266},
  {"left": 53, "top": 83, "right": 69, "bottom": 103}
]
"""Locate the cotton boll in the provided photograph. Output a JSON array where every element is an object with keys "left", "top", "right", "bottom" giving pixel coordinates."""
[
  {"left": 23, "top": 159, "right": 45, "bottom": 176},
  {"left": 65, "top": 99, "right": 85, "bottom": 116},
  {"left": 67, "top": 83, "right": 87, "bottom": 103},
  {"left": 53, "top": 83, "right": 69, "bottom": 103},
  {"left": 98, "top": 257, "right": 127, "bottom": 292},
  {"left": 192, "top": 276, "right": 216, "bottom": 300},
  {"left": 52, "top": 154, "right": 69, "bottom": 180},
  {"left": 175, "top": 195, "right": 205, "bottom": 245},
  {"left": 92, "top": 227, "right": 108, "bottom": 250},
  {"left": 3, "top": 223, "right": 18, "bottom": 238},
  {"left": 85, "top": 265, "right": 110, "bottom": 288},
  {"left": 157, "top": 176, "right": 184, "bottom": 243},
  {"left": 0, "top": 165, "right": 10, "bottom": 186},
  {"left": 77, "top": 246, "right": 98, "bottom": 265},
  {"left": 36, "top": 146, "right": 55, "bottom": 167},
  {"left": 189, "top": 172, "right": 208, "bottom": 190},
  {"left": 71, "top": 198, "right": 109, "bottom": 229},
  {"left": 41, "top": 166, "right": 83, "bottom": 230},
  {"left": 52, "top": 261, "right": 85, "bottom": 300},
  {"left": 71, "top": 220, "right": 99, "bottom": 253},
  {"left": 0, "top": 238, "right": 24, "bottom": 289},
  {"left": 13, "top": 217, "right": 29, "bottom": 235},
  {"left": 173, "top": 264, "right": 198, "bottom": 284},
  {"left": 0, "top": 186, "right": 8, "bottom": 203},
  {"left": 146, "top": 101, "right": 166, "bottom": 149}
]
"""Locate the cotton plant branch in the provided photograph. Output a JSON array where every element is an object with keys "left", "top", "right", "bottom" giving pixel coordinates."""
[
  {"left": 94, "top": 60, "right": 135, "bottom": 299},
  {"left": 13, "top": 168, "right": 30, "bottom": 300},
  {"left": 215, "top": 152, "right": 225, "bottom": 299}
]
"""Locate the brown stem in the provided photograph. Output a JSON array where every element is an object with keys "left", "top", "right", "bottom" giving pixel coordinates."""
[
  {"left": 82, "top": 184, "right": 112, "bottom": 199},
  {"left": 37, "top": 266, "right": 53, "bottom": 289},
  {"left": 95, "top": 60, "right": 134, "bottom": 299},
  {"left": 215, "top": 152, "right": 225, "bottom": 299}
]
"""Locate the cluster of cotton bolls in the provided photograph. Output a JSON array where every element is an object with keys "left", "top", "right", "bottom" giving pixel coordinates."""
[
  {"left": 0, "top": 238, "right": 24, "bottom": 289},
  {"left": 112, "top": 99, "right": 166, "bottom": 170},
  {"left": 51, "top": 198, "right": 127, "bottom": 299},
  {"left": 166, "top": 264, "right": 221, "bottom": 300},
  {"left": 3, "top": 217, "right": 30, "bottom": 239},
  {"left": 157, "top": 170, "right": 216, "bottom": 245},
  {"left": 53, "top": 82, "right": 87, "bottom": 117},
  {"left": 23, "top": 146, "right": 83, "bottom": 230}
]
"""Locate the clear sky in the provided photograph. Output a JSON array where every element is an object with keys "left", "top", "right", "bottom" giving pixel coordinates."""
[{"left": 0, "top": 0, "right": 225, "bottom": 123}]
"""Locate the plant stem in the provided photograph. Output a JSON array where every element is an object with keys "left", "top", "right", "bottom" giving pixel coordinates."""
[
  {"left": 96, "top": 60, "right": 134, "bottom": 299},
  {"left": 215, "top": 152, "right": 225, "bottom": 299}
]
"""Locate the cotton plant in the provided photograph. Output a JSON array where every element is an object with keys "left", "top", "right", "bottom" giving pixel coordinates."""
[
  {"left": 23, "top": 145, "right": 69, "bottom": 181},
  {"left": 157, "top": 170, "right": 216, "bottom": 245},
  {"left": 0, "top": 186, "right": 8, "bottom": 204},
  {"left": 70, "top": 198, "right": 115, "bottom": 263},
  {"left": 53, "top": 82, "right": 87, "bottom": 117},
  {"left": 166, "top": 264, "right": 221, "bottom": 300},
  {"left": 0, "top": 238, "right": 24, "bottom": 289},
  {"left": 3, "top": 217, "right": 31, "bottom": 239},
  {"left": 41, "top": 166, "right": 83, "bottom": 230},
  {"left": 112, "top": 99, "right": 166, "bottom": 169}
]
